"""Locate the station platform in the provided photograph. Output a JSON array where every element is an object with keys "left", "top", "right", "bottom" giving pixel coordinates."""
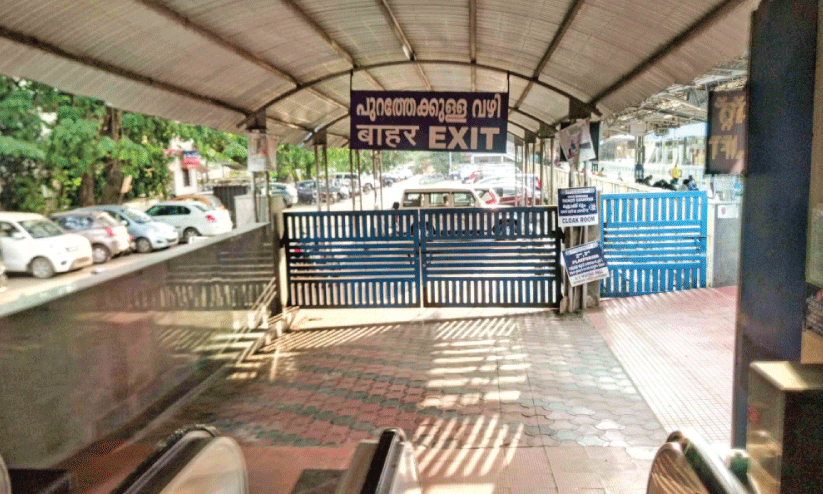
[{"left": 63, "top": 287, "right": 737, "bottom": 494}]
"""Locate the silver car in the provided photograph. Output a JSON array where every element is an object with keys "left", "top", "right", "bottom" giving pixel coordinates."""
[
  {"left": 49, "top": 210, "right": 131, "bottom": 264},
  {"left": 78, "top": 205, "right": 180, "bottom": 253}
]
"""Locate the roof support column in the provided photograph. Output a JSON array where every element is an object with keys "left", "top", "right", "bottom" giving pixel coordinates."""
[
  {"left": 247, "top": 110, "right": 268, "bottom": 223},
  {"left": 350, "top": 146, "right": 356, "bottom": 210}
]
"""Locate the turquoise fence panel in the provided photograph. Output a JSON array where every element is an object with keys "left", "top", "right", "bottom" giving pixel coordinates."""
[{"left": 600, "top": 191, "right": 707, "bottom": 297}]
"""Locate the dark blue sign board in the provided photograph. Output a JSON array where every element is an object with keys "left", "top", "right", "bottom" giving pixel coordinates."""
[
  {"left": 562, "top": 240, "right": 610, "bottom": 287},
  {"left": 557, "top": 187, "right": 598, "bottom": 227},
  {"left": 350, "top": 91, "right": 509, "bottom": 152}
]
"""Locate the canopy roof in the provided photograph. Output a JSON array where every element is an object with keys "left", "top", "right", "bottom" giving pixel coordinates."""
[{"left": 0, "top": 0, "right": 756, "bottom": 147}]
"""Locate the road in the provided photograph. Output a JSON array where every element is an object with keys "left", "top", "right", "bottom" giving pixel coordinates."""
[{"left": 0, "top": 176, "right": 438, "bottom": 305}]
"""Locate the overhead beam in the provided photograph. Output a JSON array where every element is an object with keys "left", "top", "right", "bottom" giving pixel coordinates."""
[
  {"left": 588, "top": 0, "right": 750, "bottom": 107},
  {"left": 238, "top": 59, "right": 599, "bottom": 128},
  {"left": 514, "top": 0, "right": 586, "bottom": 109},
  {"left": 374, "top": 0, "right": 433, "bottom": 90},
  {"left": 0, "top": 23, "right": 248, "bottom": 116},
  {"left": 135, "top": 0, "right": 347, "bottom": 110},
  {"left": 638, "top": 105, "right": 705, "bottom": 121},
  {"left": 0, "top": 23, "right": 350, "bottom": 138},
  {"left": 469, "top": 0, "right": 477, "bottom": 91},
  {"left": 278, "top": 0, "right": 385, "bottom": 90},
  {"left": 301, "top": 112, "right": 350, "bottom": 145},
  {"left": 268, "top": 115, "right": 347, "bottom": 141}
]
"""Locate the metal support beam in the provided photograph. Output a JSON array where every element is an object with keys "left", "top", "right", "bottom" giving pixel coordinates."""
[
  {"left": 278, "top": 0, "right": 385, "bottom": 90},
  {"left": 514, "top": 0, "right": 586, "bottom": 109},
  {"left": 0, "top": 23, "right": 248, "bottom": 116},
  {"left": 374, "top": 0, "right": 433, "bottom": 90},
  {"left": 314, "top": 142, "right": 321, "bottom": 211},
  {"left": 0, "top": 22, "right": 354, "bottom": 140},
  {"left": 323, "top": 140, "right": 330, "bottom": 212},
  {"left": 238, "top": 59, "right": 599, "bottom": 129},
  {"left": 588, "top": 0, "right": 750, "bottom": 107},
  {"left": 350, "top": 145, "right": 356, "bottom": 210},
  {"left": 135, "top": 0, "right": 347, "bottom": 110},
  {"left": 469, "top": 0, "right": 478, "bottom": 91}
]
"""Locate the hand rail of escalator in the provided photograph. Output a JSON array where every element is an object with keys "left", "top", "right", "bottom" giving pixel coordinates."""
[
  {"left": 647, "top": 431, "right": 750, "bottom": 494},
  {"left": 358, "top": 429, "right": 405, "bottom": 494},
  {"left": 108, "top": 425, "right": 247, "bottom": 494}
]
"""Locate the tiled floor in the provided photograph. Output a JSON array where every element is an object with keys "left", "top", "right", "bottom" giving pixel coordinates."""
[
  {"left": 70, "top": 288, "right": 738, "bottom": 494},
  {"left": 587, "top": 287, "right": 737, "bottom": 446},
  {"left": 140, "top": 312, "right": 666, "bottom": 451}
]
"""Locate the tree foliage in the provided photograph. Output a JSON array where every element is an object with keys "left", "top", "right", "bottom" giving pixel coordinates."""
[{"left": 0, "top": 75, "right": 251, "bottom": 212}]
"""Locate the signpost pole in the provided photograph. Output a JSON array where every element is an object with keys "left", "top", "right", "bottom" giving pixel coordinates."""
[
  {"left": 350, "top": 145, "right": 356, "bottom": 210},
  {"left": 549, "top": 136, "right": 555, "bottom": 205},
  {"left": 314, "top": 142, "right": 321, "bottom": 212},
  {"left": 356, "top": 150, "right": 363, "bottom": 211},
  {"left": 323, "top": 139, "right": 330, "bottom": 212},
  {"left": 538, "top": 139, "right": 544, "bottom": 206},
  {"left": 378, "top": 151, "right": 384, "bottom": 210},
  {"left": 252, "top": 171, "right": 259, "bottom": 223},
  {"left": 372, "top": 151, "right": 378, "bottom": 209}
]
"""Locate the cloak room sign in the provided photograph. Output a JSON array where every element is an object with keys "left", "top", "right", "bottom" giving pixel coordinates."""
[
  {"left": 350, "top": 91, "right": 508, "bottom": 152},
  {"left": 706, "top": 88, "right": 747, "bottom": 175}
]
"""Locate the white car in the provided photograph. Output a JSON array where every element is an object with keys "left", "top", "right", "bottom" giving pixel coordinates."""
[
  {"left": 398, "top": 186, "right": 493, "bottom": 209},
  {"left": 0, "top": 212, "right": 93, "bottom": 278},
  {"left": 145, "top": 201, "right": 233, "bottom": 243}
]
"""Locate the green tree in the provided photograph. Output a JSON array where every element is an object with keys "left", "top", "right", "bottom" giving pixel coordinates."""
[{"left": 0, "top": 77, "right": 52, "bottom": 212}]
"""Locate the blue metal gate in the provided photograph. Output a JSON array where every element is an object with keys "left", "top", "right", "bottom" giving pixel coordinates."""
[
  {"left": 420, "top": 207, "right": 562, "bottom": 307},
  {"left": 284, "top": 210, "right": 420, "bottom": 308},
  {"left": 600, "top": 191, "right": 707, "bottom": 297},
  {"left": 284, "top": 207, "right": 562, "bottom": 308}
]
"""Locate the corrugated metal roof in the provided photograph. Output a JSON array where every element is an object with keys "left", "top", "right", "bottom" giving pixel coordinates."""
[{"left": 0, "top": 0, "right": 756, "bottom": 145}]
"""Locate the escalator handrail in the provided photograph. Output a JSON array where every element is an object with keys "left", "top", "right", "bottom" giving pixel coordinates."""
[
  {"left": 668, "top": 431, "right": 749, "bottom": 494},
  {"left": 108, "top": 425, "right": 218, "bottom": 494},
  {"left": 358, "top": 429, "right": 406, "bottom": 494}
]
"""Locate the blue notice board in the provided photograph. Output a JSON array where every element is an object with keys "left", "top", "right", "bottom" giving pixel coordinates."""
[
  {"left": 562, "top": 240, "right": 610, "bottom": 287},
  {"left": 558, "top": 187, "right": 598, "bottom": 227}
]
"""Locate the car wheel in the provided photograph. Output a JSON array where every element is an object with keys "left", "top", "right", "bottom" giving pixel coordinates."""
[
  {"left": 136, "top": 237, "right": 153, "bottom": 253},
  {"left": 91, "top": 244, "right": 111, "bottom": 264},
  {"left": 182, "top": 228, "right": 199, "bottom": 244},
  {"left": 30, "top": 257, "right": 55, "bottom": 279}
]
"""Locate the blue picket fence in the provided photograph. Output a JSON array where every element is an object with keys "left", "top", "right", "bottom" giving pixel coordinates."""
[
  {"left": 420, "top": 208, "right": 561, "bottom": 307},
  {"left": 600, "top": 191, "right": 708, "bottom": 297},
  {"left": 284, "top": 207, "right": 562, "bottom": 308},
  {"left": 284, "top": 210, "right": 420, "bottom": 308}
]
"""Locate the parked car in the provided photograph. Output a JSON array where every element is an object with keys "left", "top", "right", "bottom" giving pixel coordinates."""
[
  {"left": 398, "top": 186, "right": 492, "bottom": 209},
  {"left": 0, "top": 212, "right": 93, "bottom": 278},
  {"left": 473, "top": 183, "right": 536, "bottom": 206},
  {"left": 170, "top": 194, "right": 227, "bottom": 210},
  {"left": 296, "top": 180, "right": 337, "bottom": 204},
  {"left": 49, "top": 210, "right": 131, "bottom": 264},
  {"left": 77, "top": 205, "right": 179, "bottom": 253},
  {"left": 145, "top": 201, "right": 233, "bottom": 243},
  {"left": 268, "top": 182, "right": 298, "bottom": 207}
]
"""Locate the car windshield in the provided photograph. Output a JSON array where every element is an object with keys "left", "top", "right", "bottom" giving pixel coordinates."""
[
  {"left": 123, "top": 208, "right": 152, "bottom": 223},
  {"left": 189, "top": 203, "right": 209, "bottom": 212},
  {"left": 20, "top": 219, "right": 63, "bottom": 239}
]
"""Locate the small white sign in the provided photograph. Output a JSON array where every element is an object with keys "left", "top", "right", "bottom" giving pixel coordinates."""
[
  {"left": 558, "top": 187, "right": 599, "bottom": 227},
  {"left": 562, "top": 241, "right": 610, "bottom": 287}
]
